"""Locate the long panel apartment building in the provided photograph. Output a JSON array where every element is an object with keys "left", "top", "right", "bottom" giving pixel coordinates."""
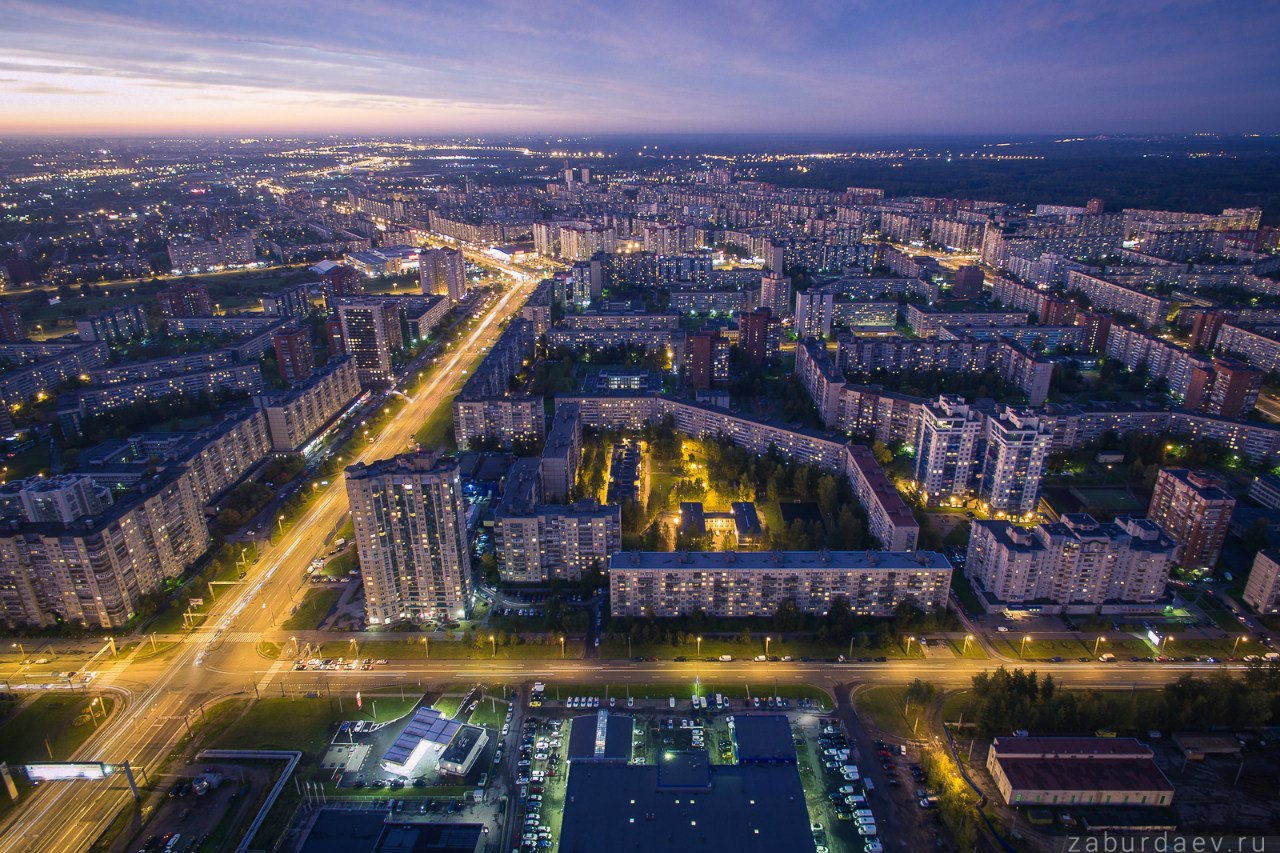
[
  {"left": 254, "top": 356, "right": 363, "bottom": 453},
  {"left": 609, "top": 550, "right": 952, "bottom": 618},
  {"left": 453, "top": 318, "right": 545, "bottom": 448}
]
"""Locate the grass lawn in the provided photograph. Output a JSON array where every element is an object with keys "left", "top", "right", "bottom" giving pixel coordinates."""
[
  {"left": 282, "top": 588, "right": 342, "bottom": 631},
  {"left": 0, "top": 693, "right": 115, "bottom": 765},
  {"left": 598, "top": 637, "right": 918, "bottom": 661},
  {"left": 949, "top": 571, "right": 986, "bottom": 615},
  {"left": 210, "top": 694, "right": 422, "bottom": 760},
  {"left": 939, "top": 691, "right": 976, "bottom": 726},
  {"left": 4, "top": 443, "right": 51, "bottom": 480},
  {"left": 1198, "top": 593, "right": 1246, "bottom": 632},
  {"left": 465, "top": 696, "right": 509, "bottom": 729},
  {"left": 321, "top": 549, "right": 358, "bottom": 577},
  {"left": 315, "top": 639, "right": 570, "bottom": 660},
  {"left": 852, "top": 686, "right": 922, "bottom": 741},
  {"left": 943, "top": 637, "right": 989, "bottom": 659}
]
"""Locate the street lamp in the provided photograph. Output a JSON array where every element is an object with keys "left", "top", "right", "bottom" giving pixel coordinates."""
[
  {"left": 904, "top": 635, "right": 916, "bottom": 654},
  {"left": 765, "top": 636, "right": 771, "bottom": 657},
  {"left": 1161, "top": 635, "right": 1173, "bottom": 652},
  {"left": 696, "top": 636, "right": 702, "bottom": 656},
  {"left": 1233, "top": 635, "right": 1248, "bottom": 657},
  {"left": 489, "top": 635, "right": 496, "bottom": 657},
  {"left": 1093, "top": 636, "right": 1106, "bottom": 657},
  {"left": 1019, "top": 635, "right": 1031, "bottom": 658},
  {"left": 421, "top": 637, "right": 429, "bottom": 658},
  {"left": 962, "top": 634, "right": 974, "bottom": 655},
  {"left": 559, "top": 636, "right": 565, "bottom": 658},
  {"left": 11, "top": 642, "right": 24, "bottom": 660},
  {"left": 278, "top": 514, "right": 286, "bottom": 534}
]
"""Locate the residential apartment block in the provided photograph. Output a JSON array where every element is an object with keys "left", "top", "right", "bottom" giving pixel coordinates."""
[
  {"left": 966, "top": 514, "right": 1176, "bottom": 611},
  {"left": 346, "top": 453, "right": 472, "bottom": 625},
  {"left": 609, "top": 550, "right": 952, "bottom": 618}
]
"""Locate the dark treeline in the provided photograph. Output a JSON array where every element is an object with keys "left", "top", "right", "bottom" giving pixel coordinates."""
[{"left": 969, "top": 664, "right": 1280, "bottom": 737}]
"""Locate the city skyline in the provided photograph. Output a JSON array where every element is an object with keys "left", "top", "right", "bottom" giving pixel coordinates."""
[{"left": 0, "top": 0, "right": 1278, "bottom": 136}]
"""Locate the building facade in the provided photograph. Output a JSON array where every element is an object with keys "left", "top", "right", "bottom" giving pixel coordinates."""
[
  {"left": 609, "top": 550, "right": 952, "bottom": 618},
  {"left": 346, "top": 453, "right": 472, "bottom": 625}
]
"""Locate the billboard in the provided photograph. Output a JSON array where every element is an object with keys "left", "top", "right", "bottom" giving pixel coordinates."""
[{"left": 24, "top": 762, "right": 110, "bottom": 782}]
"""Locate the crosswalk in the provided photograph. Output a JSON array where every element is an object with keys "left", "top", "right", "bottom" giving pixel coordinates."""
[{"left": 256, "top": 658, "right": 289, "bottom": 695}]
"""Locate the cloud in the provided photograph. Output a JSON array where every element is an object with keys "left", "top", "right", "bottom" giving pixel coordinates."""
[{"left": 0, "top": 0, "right": 1275, "bottom": 134}]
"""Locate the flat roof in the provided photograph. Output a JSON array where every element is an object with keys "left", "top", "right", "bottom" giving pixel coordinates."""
[
  {"left": 568, "top": 711, "right": 634, "bottom": 762},
  {"left": 991, "top": 737, "right": 1153, "bottom": 758},
  {"left": 559, "top": 759, "right": 814, "bottom": 853},
  {"left": 609, "top": 550, "right": 951, "bottom": 572},
  {"left": 997, "top": 757, "right": 1173, "bottom": 796},
  {"left": 438, "top": 724, "right": 485, "bottom": 766},
  {"left": 376, "top": 822, "right": 484, "bottom": 853},
  {"left": 731, "top": 714, "right": 796, "bottom": 764},
  {"left": 382, "top": 708, "right": 460, "bottom": 766}
]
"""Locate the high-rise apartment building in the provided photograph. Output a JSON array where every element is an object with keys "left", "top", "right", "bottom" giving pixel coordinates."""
[
  {"left": 951, "top": 265, "right": 985, "bottom": 299},
  {"left": 337, "top": 300, "right": 402, "bottom": 385},
  {"left": 738, "top": 307, "right": 780, "bottom": 366},
  {"left": 0, "top": 304, "right": 27, "bottom": 342},
  {"left": 1184, "top": 357, "right": 1262, "bottom": 420},
  {"left": 157, "top": 282, "right": 213, "bottom": 318},
  {"left": 1074, "top": 310, "right": 1112, "bottom": 354},
  {"left": 419, "top": 247, "right": 467, "bottom": 303},
  {"left": 979, "top": 409, "right": 1052, "bottom": 517},
  {"left": 759, "top": 271, "right": 793, "bottom": 318},
  {"left": 966, "top": 514, "right": 1175, "bottom": 609},
  {"left": 795, "top": 288, "right": 835, "bottom": 339},
  {"left": 914, "top": 395, "right": 985, "bottom": 506},
  {"left": 1243, "top": 549, "right": 1280, "bottom": 615},
  {"left": 321, "top": 265, "right": 364, "bottom": 309},
  {"left": 346, "top": 453, "right": 471, "bottom": 625},
  {"left": 272, "top": 327, "right": 314, "bottom": 385},
  {"left": 685, "top": 327, "right": 729, "bottom": 389},
  {"left": 1146, "top": 469, "right": 1236, "bottom": 572}
]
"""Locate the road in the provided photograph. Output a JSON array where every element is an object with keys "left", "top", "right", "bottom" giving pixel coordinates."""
[{"left": 0, "top": 265, "right": 536, "bottom": 853}]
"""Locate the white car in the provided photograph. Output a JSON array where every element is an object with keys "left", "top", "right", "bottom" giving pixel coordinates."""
[
  {"left": 864, "top": 843, "right": 884, "bottom": 853},
  {"left": 857, "top": 825, "right": 878, "bottom": 837}
]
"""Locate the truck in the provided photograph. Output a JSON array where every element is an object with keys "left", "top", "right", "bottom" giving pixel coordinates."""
[{"left": 718, "top": 655, "right": 733, "bottom": 662}]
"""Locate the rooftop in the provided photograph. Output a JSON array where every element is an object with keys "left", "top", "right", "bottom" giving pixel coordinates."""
[
  {"left": 567, "top": 711, "right": 634, "bottom": 763},
  {"left": 731, "top": 714, "right": 796, "bottom": 765},
  {"left": 609, "top": 550, "right": 951, "bottom": 572},
  {"left": 559, "top": 757, "right": 814, "bottom": 853},
  {"left": 382, "top": 708, "right": 461, "bottom": 767}
]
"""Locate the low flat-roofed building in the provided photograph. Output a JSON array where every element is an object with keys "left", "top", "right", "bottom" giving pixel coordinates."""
[
  {"left": 379, "top": 708, "right": 462, "bottom": 778},
  {"left": 567, "top": 710, "right": 634, "bottom": 763},
  {"left": 300, "top": 811, "right": 484, "bottom": 853},
  {"left": 558, "top": 751, "right": 814, "bottom": 853},
  {"left": 731, "top": 714, "right": 796, "bottom": 765},
  {"left": 1170, "top": 733, "right": 1242, "bottom": 760},
  {"left": 437, "top": 724, "right": 488, "bottom": 777},
  {"left": 986, "top": 737, "right": 1174, "bottom": 808}
]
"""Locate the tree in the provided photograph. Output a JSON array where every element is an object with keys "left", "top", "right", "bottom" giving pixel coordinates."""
[
  {"left": 905, "top": 678, "right": 937, "bottom": 709},
  {"left": 871, "top": 440, "right": 894, "bottom": 466}
]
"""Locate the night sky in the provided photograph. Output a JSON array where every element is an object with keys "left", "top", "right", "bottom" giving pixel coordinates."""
[{"left": 1, "top": 0, "right": 1277, "bottom": 136}]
